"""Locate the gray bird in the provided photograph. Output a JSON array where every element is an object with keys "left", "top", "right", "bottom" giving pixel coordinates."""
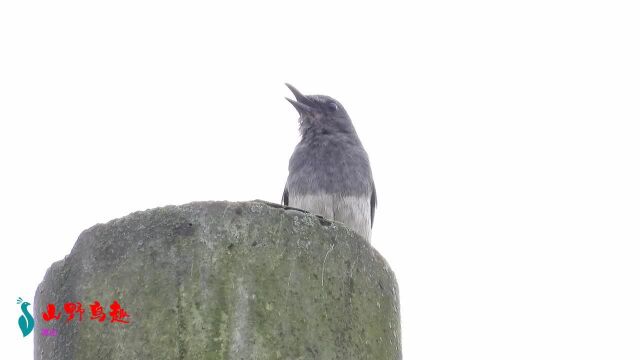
[{"left": 282, "top": 84, "right": 376, "bottom": 241}]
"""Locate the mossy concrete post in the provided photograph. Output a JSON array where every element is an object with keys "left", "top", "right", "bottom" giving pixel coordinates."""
[{"left": 34, "top": 201, "right": 401, "bottom": 359}]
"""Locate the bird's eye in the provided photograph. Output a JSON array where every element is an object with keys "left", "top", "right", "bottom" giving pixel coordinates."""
[{"left": 328, "top": 102, "right": 338, "bottom": 112}]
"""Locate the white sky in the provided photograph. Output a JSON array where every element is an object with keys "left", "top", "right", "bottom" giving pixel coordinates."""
[{"left": 1, "top": 1, "right": 639, "bottom": 359}]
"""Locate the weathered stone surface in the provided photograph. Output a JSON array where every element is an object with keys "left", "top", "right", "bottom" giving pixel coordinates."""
[{"left": 35, "top": 200, "right": 401, "bottom": 359}]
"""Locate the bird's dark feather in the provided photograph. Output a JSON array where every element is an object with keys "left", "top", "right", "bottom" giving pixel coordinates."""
[{"left": 371, "top": 184, "right": 377, "bottom": 226}]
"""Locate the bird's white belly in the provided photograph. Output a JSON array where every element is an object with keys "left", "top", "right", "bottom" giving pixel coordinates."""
[{"left": 289, "top": 192, "right": 371, "bottom": 241}]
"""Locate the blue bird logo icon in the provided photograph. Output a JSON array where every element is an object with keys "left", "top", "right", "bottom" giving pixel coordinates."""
[{"left": 17, "top": 297, "right": 35, "bottom": 337}]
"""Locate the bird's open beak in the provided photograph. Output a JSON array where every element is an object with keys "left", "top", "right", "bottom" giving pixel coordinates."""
[{"left": 285, "top": 83, "right": 314, "bottom": 114}]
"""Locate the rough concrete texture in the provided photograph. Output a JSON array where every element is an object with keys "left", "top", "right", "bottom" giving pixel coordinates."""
[{"left": 34, "top": 200, "right": 401, "bottom": 359}]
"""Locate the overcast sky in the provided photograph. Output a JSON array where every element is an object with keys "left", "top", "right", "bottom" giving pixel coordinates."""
[{"left": 1, "top": 1, "right": 639, "bottom": 359}]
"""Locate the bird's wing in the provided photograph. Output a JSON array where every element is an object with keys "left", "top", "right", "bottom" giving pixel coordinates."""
[
  {"left": 370, "top": 183, "right": 377, "bottom": 227},
  {"left": 282, "top": 187, "right": 289, "bottom": 206},
  {"left": 18, "top": 316, "right": 29, "bottom": 336}
]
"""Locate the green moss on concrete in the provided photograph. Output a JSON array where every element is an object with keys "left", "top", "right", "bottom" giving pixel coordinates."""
[{"left": 35, "top": 201, "right": 401, "bottom": 359}]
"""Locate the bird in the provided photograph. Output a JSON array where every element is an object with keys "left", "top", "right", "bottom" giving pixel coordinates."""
[{"left": 282, "top": 83, "right": 376, "bottom": 242}]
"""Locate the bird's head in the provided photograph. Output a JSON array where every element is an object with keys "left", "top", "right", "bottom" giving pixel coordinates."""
[{"left": 285, "top": 83, "right": 355, "bottom": 135}]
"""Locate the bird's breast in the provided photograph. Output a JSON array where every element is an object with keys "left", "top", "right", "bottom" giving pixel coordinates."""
[{"left": 288, "top": 139, "right": 372, "bottom": 195}]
